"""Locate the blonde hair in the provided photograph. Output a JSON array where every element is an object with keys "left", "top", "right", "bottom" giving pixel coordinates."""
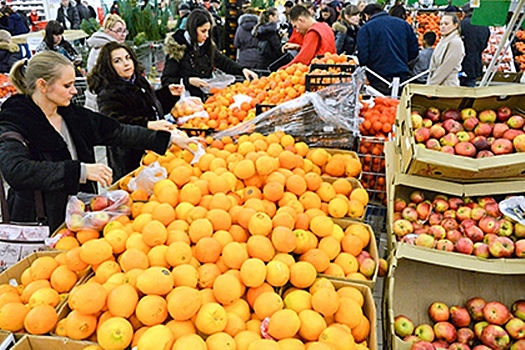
[
  {"left": 9, "top": 51, "right": 73, "bottom": 95},
  {"left": 0, "top": 29, "right": 11, "bottom": 43},
  {"left": 103, "top": 14, "right": 126, "bottom": 30}
]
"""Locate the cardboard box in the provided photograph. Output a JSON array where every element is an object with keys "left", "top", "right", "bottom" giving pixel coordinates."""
[
  {"left": 319, "top": 219, "right": 379, "bottom": 289},
  {"left": 0, "top": 331, "right": 15, "bottom": 350},
  {"left": 396, "top": 84, "right": 525, "bottom": 181},
  {"left": 386, "top": 172, "right": 525, "bottom": 270},
  {"left": 384, "top": 248, "right": 525, "bottom": 350},
  {"left": 12, "top": 335, "right": 97, "bottom": 350}
]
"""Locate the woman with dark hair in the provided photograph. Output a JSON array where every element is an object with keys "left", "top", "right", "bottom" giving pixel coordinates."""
[
  {"left": 253, "top": 7, "right": 283, "bottom": 70},
  {"left": 332, "top": 4, "right": 360, "bottom": 55},
  {"left": 35, "top": 20, "right": 82, "bottom": 68},
  {"left": 161, "top": 9, "right": 258, "bottom": 101},
  {"left": 88, "top": 42, "right": 185, "bottom": 181}
]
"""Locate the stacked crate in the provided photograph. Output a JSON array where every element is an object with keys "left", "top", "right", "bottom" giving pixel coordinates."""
[{"left": 223, "top": 0, "right": 241, "bottom": 60}]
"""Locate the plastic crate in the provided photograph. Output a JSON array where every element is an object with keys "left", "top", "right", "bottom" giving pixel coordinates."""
[
  {"left": 255, "top": 104, "right": 277, "bottom": 115},
  {"left": 178, "top": 127, "right": 214, "bottom": 138},
  {"left": 364, "top": 204, "right": 387, "bottom": 239},
  {"left": 71, "top": 77, "right": 87, "bottom": 106},
  {"left": 305, "top": 63, "right": 357, "bottom": 92},
  {"left": 357, "top": 136, "right": 386, "bottom": 205}
]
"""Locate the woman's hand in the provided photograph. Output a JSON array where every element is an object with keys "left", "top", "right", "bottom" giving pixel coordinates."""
[
  {"left": 85, "top": 163, "right": 113, "bottom": 187},
  {"left": 282, "top": 43, "right": 300, "bottom": 52},
  {"left": 170, "top": 129, "right": 205, "bottom": 152},
  {"left": 189, "top": 77, "right": 210, "bottom": 89},
  {"left": 148, "top": 120, "right": 174, "bottom": 131},
  {"left": 169, "top": 84, "right": 185, "bottom": 96},
  {"left": 242, "top": 69, "right": 258, "bottom": 81}
]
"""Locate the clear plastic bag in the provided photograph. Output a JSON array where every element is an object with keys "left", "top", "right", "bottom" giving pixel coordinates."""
[
  {"left": 128, "top": 161, "right": 167, "bottom": 196},
  {"left": 65, "top": 190, "right": 131, "bottom": 231},
  {"left": 201, "top": 71, "right": 236, "bottom": 94},
  {"left": 171, "top": 90, "right": 208, "bottom": 120}
]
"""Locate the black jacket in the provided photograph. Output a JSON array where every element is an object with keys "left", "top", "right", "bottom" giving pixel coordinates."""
[
  {"left": 0, "top": 42, "right": 21, "bottom": 73},
  {"left": 0, "top": 94, "right": 170, "bottom": 232},
  {"left": 161, "top": 30, "right": 244, "bottom": 100},
  {"left": 96, "top": 74, "right": 166, "bottom": 181},
  {"left": 460, "top": 15, "right": 490, "bottom": 80},
  {"left": 333, "top": 21, "right": 359, "bottom": 55},
  {"left": 255, "top": 22, "right": 282, "bottom": 70},
  {"left": 56, "top": 3, "right": 81, "bottom": 29}
]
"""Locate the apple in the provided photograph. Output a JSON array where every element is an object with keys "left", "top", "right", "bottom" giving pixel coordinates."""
[
  {"left": 473, "top": 242, "right": 490, "bottom": 258},
  {"left": 428, "top": 225, "right": 446, "bottom": 240},
  {"left": 450, "top": 306, "right": 471, "bottom": 328},
  {"left": 498, "top": 218, "right": 513, "bottom": 236},
  {"left": 508, "top": 115, "right": 525, "bottom": 129},
  {"left": 483, "top": 301, "right": 511, "bottom": 325},
  {"left": 464, "top": 225, "right": 484, "bottom": 243},
  {"left": 425, "top": 138, "right": 441, "bottom": 151},
  {"left": 474, "top": 321, "right": 490, "bottom": 339},
  {"left": 466, "top": 297, "right": 487, "bottom": 321},
  {"left": 359, "top": 257, "right": 376, "bottom": 278},
  {"left": 401, "top": 234, "right": 417, "bottom": 245},
  {"left": 394, "top": 315, "right": 415, "bottom": 337},
  {"left": 415, "top": 127, "right": 431, "bottom": 143},
  {"left": 68, "top": 199, "right": 86, "bottom": 214},
  {"left": 456, "top": 131, "right": 471, "bottom": 143},
  {"left": 410, "top": 341, "right": 436, "bottom": 350},
  {"left": 433, "top": 321, "right": 457, "bottom": 343},
  {"left": 471, "top": 207, "right": 487, "bottom": 221},
  {"left": 446, "top": 229, "right": 462, "bottom": 243},
  {"left": 455, "top": 237, "right": 474, "bottom": 255},
  {"left": 463, "top": 116, "right": 480, "bottom": 131},
  {"left": 412, "top": 112, "right": 424, "bottom": 130},
  {"left": 415, "top": 233, "right": 436, "bottom": 248},
  {"left": 443, "top": 119, "right": 463, "bottom": 134},
  {"left": 489, "top": 236, "right": 515, "bottom": 258},
  {"left": 484, "top": 202, "right": 501, "bottom": 218},
  {"left": 416, "top": 201, "right": 432, "bottom": 220},
  {"left": 90, "top": 211, "right": 110, "bottom": 230},
  {"left": 422, "top": 118, "right": 433, "bottom": 128},
  {"left": 456, "top": 327, "right": 475, "bottom": 345},
  {"left": 441, "top": 218, "right": 458, "bottom": 231},
  {"left": 505, "top": 317, "right": 525, "bottom": 339},
  {"left": 430, "top": 124, "right": 446, "bottom": 139},
  {"left": 503, "top": 129, "right": 524, "bottom": 141},
  {"left": 476, "top": 150, "right": 495, "bottom": 158},
  {"left": 448, "top": 197, "right": 464, "bottom": 210},
  {"left": 513, "top": 134, "right": 525, "bottom": 152},
  {"left": 394, "top": 219, "right": 414, "bottom": 237},
  {"left": 429, "top": 213, "right": 444, "bottom": 226},
  {"left": 425, "top": 107, "right": 441, "bottom": 122},
  {"left": 492, "top": 138, "right": 514, "bottom": 155},
  {"left": 474, "top": 123, "right": 493, "bottom": 137},
  {"left": 394, "top": 198, "right": 407, "bottom": 212},
  {"left": 440, "top": 133, "right": 459, "bottom": 147},
  {"left": 429, "top": 302, "right": 450, "bottom": 322},
  {"left": 442, "top": 108, "right": 461, "bottom": 121},
  {"left": 441, "top": 145, "right": 455, "bottom": 154},
  {"left": 515, "top": 239, "right": 525, "bottom": 258},
  {"left": 449, "top": 343, "right": 470, "bottom": 350},
  {"left": 377, "top": 258, "right": 388, "bottom": 277},
  {"left": 516, "top": 223, "right": 525, "bottom": 238},
  {"left": 356, "top": 250, "right": 371, "bottom": 264},
  {"left": 478, "top": 109, "right": 497, "bottom": 123},
  {"left": 435, "top": 239, "right": 454, "bottom": 251},
  {"left": 512, "top": 300, "right": 525, "bottom": 321},
  {"left": 403, "top": 207, "right": 418, "bottom": 222},
  {"left": 432, "top": 195, "right": 449, "bottom": 212},
  {"left": 492, "top": 123, "right": 510, "bottom": 138},
  {"left": 443, "top": 209, "right": 457, "bottom": 219},
  {"left": 497, "top": 106, "right": 512, "bottom": 122},
  {"left": 415, "top": 323, "right": 435, "bottom": 342},
  {"left": 471, "top": 136, "right": 490, "bottom": 151},
  {"left": 432, "top": 340, "right": 449, "bottom": 349},
  {"left": 410, "top": 191, "right": 425, "bottom": 204},
  {"left": 90, "top": 195, "right": 110, "bottom": 211},
  {"left": 456, "top": 207, "right": 472, "bottom": 221},
  {"left": 461, "top": 108, "right": 477, "bottom": 120},
  {"left": 67, "top": 213, "right": 85, "bottom": 231},
  {"left": 483, "top": 233, "right": 498, "bottom": 245},
  {"left": 480, "top": 324, "right": 510, "bottom": 350},
  {"left": 455, "top": 142, "right": 477, "bottom": 157},
  {"left": 478, "top": 196, "right": 496, "bottom": 208},
  {"left": 510, "top": 339, "right": 525, "bottom": 350},
  {"left": 479, "top": 216, "right": 500, "bottom": 234}
]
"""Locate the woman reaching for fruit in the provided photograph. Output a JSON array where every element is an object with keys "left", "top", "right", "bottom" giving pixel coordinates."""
[
  {"left": 88, "top": 42, "right": 187, "bottom": 181},
  {"left": 161, "top": 8, "right": 258, "bottom": 103},
  {"left": 0, "top": 51, "right": 201, "bottom": 231}
]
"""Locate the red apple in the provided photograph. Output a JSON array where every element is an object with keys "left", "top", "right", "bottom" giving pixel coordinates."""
[
  {"left": 483, "top": 301, "right": 511, "bottom": 325},
  {"left": 473, "top": 242, "right": 490, "bottom": 258},
  {"left": 516, "top": 223, "right": 525, "bottom": 238},
  {"left": 443, "top": 209, "right": 457, "bottom": 219},
  {"left": 492, "top": 123, "right": 510, "bottom": 138},
  {"left": 443, "top": 119, "right": 463, "bottom": 134},
  {"left": 394, "top": 198, "right": 407, "bottom": 212},
  {"left": 471, "top": 207, "right": 487, "bottom": 221},
  {"left": 450, "top": 306, "right": 471, "bottom": 328},
  {"left": 428, "top": 225, "right": 446, "bottom": 240},
  {"left": 416, "top": 201, "right": 432, "bottom": 220},
  {"left": 456, "top": 327, "right": 475, "bottom": 345},
  {"left": 513, "top": 134, "right": 525, "bottom": 152},
  {"left": 394, "top": 315, "right": 415, "bottom": 337},
  {"left": 515, "top": 240, "right": 525, "bottom": 258},
  {"left": 461, "top": 108, "right": 477, "bottom": 120},
  {"left": 425, "top": 138, "right": 441, "bottom": 151},
  {"left": 422, "top": 118, "right": 433, "bottom": 128},
  {"left": 491, "top": 138, "right": 513, "bottom": 156},
  {"left": 510, "top": 339, "right": 525, "bottom": 350},
  {"left": 433, "top": 321, "right": 457, "bottom": 343},
  {"left": 440, "top": 133, "right": 459, "bottom": 147},
  {"left": 442, "top": 108, "right": 461, "bottom": 121},
  {"left": 429, "top": 302, "right": 450, "bottom": 322},
  {"left": 478, "top": 109, "right": 497, "bottom": 123},
  {"left": 455, "top": 142, "right": 477, "bottom": 157},
  {"left": 464, "top": 225, "right": 484, "bottom": 242},
  {"left": 463, "top": 116, "right": 480, "bottom": 131},
  {"left": 425, "top": 107, "right": 441, "bottom": 122},
  {"left": 377, "top": 258, "right": 388, "bottom": 277},
  {"left": 446, "top": 229, "right": 462, "bottom": 243},
  {"left": 471, "top": 136, "right": 490, "bottom": 151},
  {"left": 415, "top": 233, "right": 436, "bottom": 248},
  {"left": 497, "top": 106, "right": 513, "bottom": 122},
  {"left": 508, "top": 115, "right": 525, "bottom": 129},
  {"left": 498, "top": 218, "right": 513, "bottom": 236},
  {"left": 435, "top": 239, "right": 454, "bottom": 251},
  {"left": 479, "top": 216, "right": 500, "bottom": 234},
  {"left": 456, "top": 207, "right": 472, "bottom": 221},
  {"left": 503, "top": 129, "right": 524, "bottom": 141},
  {"left": 483, "top": 233, "right": 499, "bottom": 245},
  {"left": 476, "top": 150, "right": 495, "bottom": 158},
  {"left": 448, "top": 197, "right": 464, "bottom": 211},
  {"left": 441, "top": 218, "right": 458, "bottom": 231},
  {"left": 455, "top": 237, "right": 474, "bottom": 255},
  {"left": 429, "top": 213, "right": 444, "bottom": 226},
  {"left": 90, "top": 195, "right": 110, "bottom": 211},
  {"left": 410, "top": 191, "right": 425, "bottom": 204},
  {"left": 474, "top": 123, "right": 493, "bottom": 137},
  {"left": 441, "top": 145, "right": 455, "bottom": 154},
  {"left": 448, "top": 343, "right": 470, "bottom": 350},
  {"left": 511, "top": 300, "right": 525, "bottom": 321},
  {"left": 430, "top": 124, "right": 446, "bottom": 139},
  {"left": 474, "top": 321, "right": 490, "bottom": 339},
  {"left": 412, "top": 112, "right": 424, "bottom": 129},
  {"left": 415, "top": 323, "right": 435, "bottom": 342},
  {"left": 484, "top": 202, "right": 501, "bottom": 218},
  {"left": 466, "top": 297, "right": 487, "bottom": 321},
  {"left": 394, "top": 219, "right": 414, "bottom": 237},
  {"left": 480, "top": 324, "right": 510, "bottom": 350},
  {"left": 410, "top": 341, "right": 436, "bottom": 350},
  {"left": 403, "top": 207, "right": 418, "bottom": 222},
  {"left": 90, "top": 211, "right": 110, "bottom": 229},
  {"left": 415, "top": 127, "right": 431, "bottom": 143},
  {"left": 505, "top": 317, "right": 525, "bottom": 339},
  {"left": 488, "top": 236, "right": 515, "bottom": 258}
]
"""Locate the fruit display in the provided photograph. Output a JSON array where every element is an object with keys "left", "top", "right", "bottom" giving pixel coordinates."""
[
  {"left": 0, "top": 74, "right": 17, "bottom": 100},
  {"left": 414, "top": 12, "right": 441, "bottom": 48},
  {"left": 391, "top": 187, "right": 525, "bottom": 259},
  {"left": 482, "top": 27, "right": 515, "bottom": 72},
  {"left": 0, "top": 132, "right": 388, "bottom": 348},
  {"left": 514, "top": 30, "right": 525, "bottom": 71},
  {"left": 394, "top": 297, "right": 525, "bottom": 349},
  {"left": 410, "top": 106, "right": 525, "bottom": 157}
]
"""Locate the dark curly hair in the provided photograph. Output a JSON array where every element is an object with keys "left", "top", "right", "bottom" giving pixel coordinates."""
[{"left": 87, "top": 41, "right": 144, "bottom": 94}]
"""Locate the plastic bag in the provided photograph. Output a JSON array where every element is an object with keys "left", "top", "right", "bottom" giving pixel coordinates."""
[
  {"left": 65, "top": 190, "right": 131, "bottom": 231},
  {"left": 171, "top": 90, "right": 209, "bottom": 121},
  {"left": 128, "top": 161, "right": 167, "bottom": 196},
  {"left": 229, "top": 94, "right": 252, "bottom": 110},
  {"left": 201, "top": 71, "right": 236, "bottom": 94}
]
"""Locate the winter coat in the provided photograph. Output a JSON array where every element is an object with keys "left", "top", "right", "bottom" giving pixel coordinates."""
[
  {"left": 333, "top": 21, "right": 359, "bottom": 55},
  {"left": 427, "top": 30, "right": 465, "bottom": 86},
  {"left": 95, "top": 75, "right": 165, "bottom": 181},
  {"left": 255, "top": 22, "right": 283, "bottom": 70},
  {"left": 460, "top": 15, "right": 490, "bottom": 81},
  {"left": 76, "top": 2, "right": 91, "bottom": 22},
  {"left": 7, "top": 12, "right": 29, "bottom": 35},
  {"left": 0, "top": 42, "right": 21, "bottom": 73},
  {"left": 0, "top": 94, "right": 170, "bottom": 232},
  {"left": 234, "top": 13, "right": 259, "bottom": 69},
  {"left": 56, "top": 3, "right": 81, "bottom": 29},
  {"left": 161, "top": 30, "right": 244, "bottom": 100},
  {"left": 35, "top": 39, "right": 81, "bottom": 64},
  {"left": 356, "top": 11, "right": 419, "bottom": 79},
  {"left": 410, "top": 47, "right": 433, "bottom": 83}
]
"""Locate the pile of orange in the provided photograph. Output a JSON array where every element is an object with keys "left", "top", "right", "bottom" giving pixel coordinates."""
[
  {"left": 0, "top": 252, "right": 89, "bottom": 336},
  {"left": 179, "top": 53, "right": 355, "bottom": 131},
  {"left": 415, "top": 12, "right": 441, "bottom": 47},
  {"left": 32, "top": 131, "right": 380, "bottom": 349}
]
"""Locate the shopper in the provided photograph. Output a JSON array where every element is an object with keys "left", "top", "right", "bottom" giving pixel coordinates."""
[
  {"left": 75, "top": 0, "right": 90, "bottom": 22},
  {"left": 0, "top": 51, "right": 198, "bottom": 231},
  {"left": 0, "top": 29, "right": 20, "bottom": 73},
  {"left": 56, "top": 0, "right": 81, "bottom": 29},
  {"left": 427, "top": 13, "right": 465, "bottom": 86},
  {"left": 280, "top": 5, "right": 336, "bottom": 69},
  {"left": 36, "top": 20, "right": 82, "bottom": 69},
  {"left": 88, "top": 42, "right": 184, "bottom": 181},
  {"left": 411, "top": 31, "right": 436, "bottom": 84},
  {"left": 388, "top": 4, "right": 407, "bottom": 20},
  {"left": 356, "top": 3, "right": 418, "bottom": 95},
  {"left": 161, "top": 9, "right": 258, "bottom": 102},
  {"left": 176, "top": 3, "right": 191, "bottom": 30},
  {"left": 332, "top": 4, "right": 360, "bottom": 55},
  {"left": 3, "top": 6, "right": 30, "bottom": 58},
  {"left": 109, "top": 1, "right": 119, "bottom": 15},
  {"left": 234, "top": 8, "right": 259, "bottom": 69},
  {"left": 318, "top": 0, "right": 337, "bottom": 27},
  {"left": 459, "top": 4, "right": 490, "bottom": 87},
  {"left": 254, "top": 7, "right": 283, "bottom": 70}
]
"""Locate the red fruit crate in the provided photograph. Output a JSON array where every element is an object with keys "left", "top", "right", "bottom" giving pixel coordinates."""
[{"left": 358, "top": 136, "right": 387, "bottom": 205}]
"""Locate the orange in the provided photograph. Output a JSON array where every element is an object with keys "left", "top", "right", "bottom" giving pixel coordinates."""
[
  {"left": 311, "top": 288, "right": 340, "bottom": 317},
  {"left": 212, "top": 274, "right": 243, "bottom": 306},
  {"left": 168, "top": 286, "right": 202, "bottom": 321},
  {"left": 29, "top": 256, "right": 59, "bottom": 281},
  {"left": 239, "top": 258, "right": 266, "bottom": 288},
  {"left": 107, "top": 284, "right": 138, "bottom": 318},
  {"left": 68, "top": 281, "right": 107, "bottom": 315},
  {"left": 166, "top": 319, "right": 196, "bottom": 340},
  {"left": 334, "top": 297, "right": 363, "bottom": 329},
  {"left": 286, "top": 174, "right": 307, "bottom": 196},
  {"left": 166, "top": 241, "right": 192, "bottom": 267},
  {"left": 135, "top": 295, "right": 168, "bottom": 326},
  {"left": 188, "top": 218, "right": 214, "bottom": 243},
  {"left": 268, "top": 309, "right": 301, "bottom": 340},
  {"left": 137, "top": 324, "right": 175, "bottom": 350},
  {"left": 299, "top": 249, "right": 330, "bottom": 272},
  {"left": 194, "top": 236, "right": 222, "bottom": 263},
  {"left": 352, "top": 315, "right": 371, "bottom": 343},
  {"left": 265, "top": 260, "right": 290, "bottom": 287},
  {"left": 65, "top": 309, "right": 97, "bottom": 340},
  {"left": 222, "top": 242, "right": 249, "bottom": 269},
  {"left": 195, "top": 302, "right": 228, "bottom": 335},
  {"left": 50, "top": 265, "right": 78, "bottom": 293},
  {"left": 309, "top": 216, "right": 334, "bottom": 238},
  {"left": 206, "top": 209, "right": 232, "bottom": 231},
  {"left": 0, "top": 302, "right": 29, "bottom": 331},
  {"left": 319, "top": 324, "right": 356, "bottom": 350},
  {"left": 173, "top": 334, "right": 207, "bottom": 350},
  {"left": 97, "top": 317, "right": 134, "bottom": 350},
  {"left": 76, "top": 229, "right": 100, "bottom": 244},
  {"left": 27, "top": 287, "right": 60, "bottom": 309},
  {"left": 20, "top": 279, "right": 50, "bottom": 304},
  {"left": 198, "top": 263, "right": 222, "bottom": 289},
  {"left": 248, "top": 212, "right": 272, "bottom": 236},
  {"left": 79, "top": 239, "right": 113, "bottom": 266},
  {"left": 136, "top": 267, "right": 173, "bottom": 296},
  {"left": 247, "top": 235, "right": 275, "bottom": 262},
  {"left": 289, "top": 261, "right": 317, "bottom": 289},
  {"left": 253, "top": 292, "right": 283, "bottom": 320},
  {"left": 206, "top": 332, "right": 236, "bottom": 350},
  {"left": 119, "top": 248, "right": 149, "bottom": 272},
  {"left": 24, "top": 304, "right": 57, "bottom": 335},
  {"left": 172, "top": 264, "right": 198, "bottom": 288}
]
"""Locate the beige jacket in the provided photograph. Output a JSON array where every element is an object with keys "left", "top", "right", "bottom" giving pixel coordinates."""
[{"left": 427, "top": 31, "right": 465, "bottom": 86}]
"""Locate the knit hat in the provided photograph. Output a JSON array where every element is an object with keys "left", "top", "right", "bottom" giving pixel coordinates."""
[
  {"left": 0, "top": 29, "right": 11, "bottom": 43},
  {"left": 179, "top": 3, "right": 191, "bottom": 12}
]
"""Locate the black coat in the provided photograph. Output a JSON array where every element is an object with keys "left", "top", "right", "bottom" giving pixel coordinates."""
[
  {"left": 333, "top": 21, "right": 359, "bottom": 55},
  {"left": 96, "top": 75, "right": 165, "bottom": 181},
  {"left": 255, "top": 22, "right": 283, "bottom": 70},
  {"left": 0, "top": 42, "right": 21, "bottom": 73},
  {"left": 56, "top": 3, "right": 81, "bottom": 29},
  {"left": 460, "top": 15, "right": 490, "bottom": 80},
  {"left": 161, "top": 30, "right": 244, "bottom": 100},
  {"left": 0, "top": 94, "right": 170, "bottom": 232}
]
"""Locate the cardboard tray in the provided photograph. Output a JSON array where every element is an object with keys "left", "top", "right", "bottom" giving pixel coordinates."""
[
  {"left": 385, "top": 170, "right": 525, "bottom": 271},
  {"left": 383, "top": 248, "right": 525, "bottom": 350},
  {"left": 11, "top": 335, "right": 97, "bottom": 350},
  {"left": 396, "top": 84, "right": 525, "bottom": 181},
  {"left": 0, "top": 330, "right": 15, "bottom": 350}
]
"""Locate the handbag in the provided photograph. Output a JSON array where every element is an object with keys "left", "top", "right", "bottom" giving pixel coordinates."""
[{"left": 0, "top": 131, "right": 49, "bottom": 272}]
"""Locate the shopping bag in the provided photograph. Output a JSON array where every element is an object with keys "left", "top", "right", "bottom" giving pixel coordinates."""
[{"left": 268, "top": 52, "right": 294, "bottom": 72}]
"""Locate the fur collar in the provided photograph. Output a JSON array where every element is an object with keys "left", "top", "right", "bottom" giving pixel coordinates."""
[
  {"left": 164, "top": 31, "right": 187, "bottom": 61},
  {"left": 0, "top": 42, "right": 19, "bottom": 53}
]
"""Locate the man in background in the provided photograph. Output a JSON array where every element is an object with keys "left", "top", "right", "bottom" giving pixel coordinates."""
[{"left": 56, "top": 0, "right": 80, "bottom": 29}]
